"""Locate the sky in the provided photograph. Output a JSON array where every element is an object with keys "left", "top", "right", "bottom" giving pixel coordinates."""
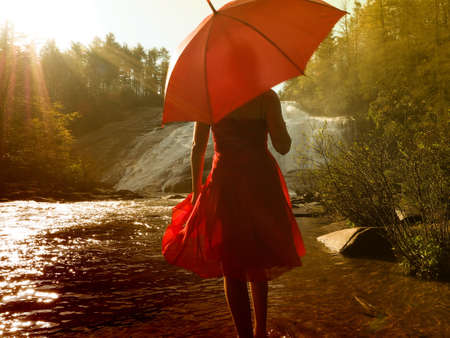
[{"left": 0, "top": 0, "right": 356, "bottom": 55}]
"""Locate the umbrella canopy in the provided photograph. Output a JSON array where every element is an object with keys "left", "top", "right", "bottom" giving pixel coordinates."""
[{"left": 162, "top": 0, "right": 346, "bottom": 124}]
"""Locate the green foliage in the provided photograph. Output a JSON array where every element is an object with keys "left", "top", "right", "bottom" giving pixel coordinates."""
[
  {"left": 0, "top": 24, "right": 135, "bottom": 191},
  {"left": 38, "top": 33, "right": 170, "bottom": 135},
  {"left": 288, "top": 0, "right": 449, "bottom": 279},
  {"left": 398, "top": 228, "right": 450, "bottom": 280},
  {"left": 307, "top": 127, "right": 399, "bottom": 227},
  {"left": 396, "top": 125, "right": 449, "bottom": 224},
  {"left": 281, "top": 0, "right": 449, "bottom": 120}
]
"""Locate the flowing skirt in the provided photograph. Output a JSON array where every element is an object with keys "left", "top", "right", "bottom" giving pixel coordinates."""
[{"left": 162, "top": 147, "right": 305, "bottom": 282}]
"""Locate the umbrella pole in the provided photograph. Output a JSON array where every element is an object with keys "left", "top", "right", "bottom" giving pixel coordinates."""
[{"left": 206, "top": 0, "right": 217, "bottom": 13}]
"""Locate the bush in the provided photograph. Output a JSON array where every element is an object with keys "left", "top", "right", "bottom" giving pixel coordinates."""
[
  {"left": 303, "top": 127, "right": 399, "bottom": 227},
  {"left": 388, "top": 124, "right": 450, "bottom": 279},
  {"left": 300, "top": 120, "right": 449, "bottom": 280},
  {"left": 395, "top": 225, "right": 450, "bottom": 280}
]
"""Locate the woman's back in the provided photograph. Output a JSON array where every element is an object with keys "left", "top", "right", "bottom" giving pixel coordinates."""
[
  {"left": 212, "top": 118, "right": 267, "bottom": 157},
  {"left": 224, "top": 93, "right": 266, "bottom": 120},
  {"left": 215, "top": 90, "right": 291, "bottom": 155}
]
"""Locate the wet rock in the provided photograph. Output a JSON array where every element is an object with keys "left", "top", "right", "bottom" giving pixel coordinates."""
[
  {"left": 162, "top": 176, "right": 192, "bottom": 193},
  {"left": 341, "top": 227, "right": 395, "bottom": 260},
  {"left": 289, "top": 191, "right": 298, "bottom": 200},
  {"left": 303, "top": 191, "right": 318, "bottom": 203},
  {"left": 292, "top": 202, "right": 325, "bottom": 217},
  {"left": 116, "top": 189, "right": 144, "bottom": 199},
  {"left": 163, "top": 194, "right": 188, "bottom": 200},
  {"left": 92, "top": 187, "right": 113, "bottom": 195},
  {"left": 317, "top": 227, "right": 395, "bottom": 261},
  {"left": 291, "top": 191, "right": 320, "bottom": 204},
  {"left": 31, "top": 196, "right": 57, "bottom": 203},
  {"left": 1, "top": 185, "right": 147, "bottom": 202},
  {"left": 396, "top": 207, "right": 422, "bottom": 225},
  {"left": 7, "top": 190, "right": 35, "bottom": 199},
  {"left": 317, "top": 228, "right": 359, "bottom": 252}
]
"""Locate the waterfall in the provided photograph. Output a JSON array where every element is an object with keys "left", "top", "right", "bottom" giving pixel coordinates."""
[
  {"left": 112, "top": 102, "right": 347, "bottom": 193},
  {"left": 272, "top": 101, "right": 348, "bottom": 172}
]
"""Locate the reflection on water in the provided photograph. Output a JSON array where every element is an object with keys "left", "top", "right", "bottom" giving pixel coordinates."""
[
  {"left": 0, "top": 199, "right": 174, "bottom": 336},
  {"left": 0, "top": 199, "right": 449, "bottom": 336}
]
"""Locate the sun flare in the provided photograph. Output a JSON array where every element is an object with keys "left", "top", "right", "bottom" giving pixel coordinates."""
[{"left": 0, "top": 0, "right": 101, "bottom": 49}]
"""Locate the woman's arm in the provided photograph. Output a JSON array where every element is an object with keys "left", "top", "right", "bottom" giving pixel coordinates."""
[
  {"left": 191, "top": 122, "right": 210, "bottom": 204},
  {"left": 265, "top": 90, "right": 291, "bottom": 155}
]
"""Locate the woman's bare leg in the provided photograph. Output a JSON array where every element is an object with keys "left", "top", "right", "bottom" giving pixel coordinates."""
[
  {"left": 250, "top": 281, "right": 268, "bottom": 338},
  {"left": 224, "top": 277, "right": 253, "bottom": 338}
]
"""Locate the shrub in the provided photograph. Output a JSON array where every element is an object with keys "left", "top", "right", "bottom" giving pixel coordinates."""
[
  {"left": 300, "top": 121, "right": 449, "bottom": 280},
  {"left": 395, "top": 225, "right": 450, "bottom": 280},
  {"left": 303, "top": 127, "right": 399, "bottom": 227}
]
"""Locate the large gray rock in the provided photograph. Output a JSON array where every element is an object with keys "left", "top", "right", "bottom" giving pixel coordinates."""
[
  {"left": 78, "top": 107, "right": 213, "bottom": 193},
  {"left": 317, "top": 227, "right": 395, "bottom": 261},
  {"left": 317, "top": 228, "right": 359, "bottom": 252},
  {"left": 77, "top": 107, "right": 164, "bottom": 186}
]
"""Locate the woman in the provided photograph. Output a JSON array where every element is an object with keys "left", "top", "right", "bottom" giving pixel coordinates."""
[{"left": 162, "top": 89, "right": 305, "bottom": 338}]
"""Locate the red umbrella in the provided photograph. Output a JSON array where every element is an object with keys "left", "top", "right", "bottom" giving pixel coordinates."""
[{"left": 162, "top": 0, "right": 345, "bottom": 124}]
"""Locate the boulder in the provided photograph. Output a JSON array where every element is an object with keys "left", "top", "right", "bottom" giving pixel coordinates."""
[
  {"left": 317, "top": 228, "right": 359, "bottom": 252},
  {"left": 317, "top": 227, "right": 395, "bottom": 261}
]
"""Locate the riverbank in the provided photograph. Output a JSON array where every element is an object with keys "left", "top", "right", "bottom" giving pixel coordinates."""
[{"left": 0, "top": 182, "right": 145, "bottom": 203}]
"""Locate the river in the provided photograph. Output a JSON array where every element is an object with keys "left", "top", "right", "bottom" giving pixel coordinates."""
[{"left": 0, "top": 198, "right": 449, "bottom": 337}]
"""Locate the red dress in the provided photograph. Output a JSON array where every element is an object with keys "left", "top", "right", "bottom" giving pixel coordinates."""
[{"left": 162, "top": 118, "right": 305, "bottom": 281}]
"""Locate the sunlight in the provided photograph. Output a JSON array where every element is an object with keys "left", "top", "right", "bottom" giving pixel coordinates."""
[{"left": 0, "top": 1, "right": 101, "bottom": 49}]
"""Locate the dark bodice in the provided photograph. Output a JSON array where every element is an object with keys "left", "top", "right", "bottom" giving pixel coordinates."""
[{"left": 211, "top": 118, "right": 268, "bottom": 157}]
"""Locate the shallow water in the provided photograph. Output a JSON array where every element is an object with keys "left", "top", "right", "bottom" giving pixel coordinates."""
[{"left": 0, "top": 198, "right": 448, "bottom": 337}]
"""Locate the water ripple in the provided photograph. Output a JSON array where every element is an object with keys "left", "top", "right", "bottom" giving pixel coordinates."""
[{"left": 0, "top": 198, "right": 448, "bottom": 336}]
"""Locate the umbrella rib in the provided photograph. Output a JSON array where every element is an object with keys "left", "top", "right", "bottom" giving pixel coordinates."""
[
  {"left": 218, "top": 12, "right": 305, "bottom": 76},
  {"left": 203, "top": 20, "right": 215, "bottom": 123}
]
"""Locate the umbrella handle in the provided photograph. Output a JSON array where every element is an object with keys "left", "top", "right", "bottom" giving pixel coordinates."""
[{"left": 206, "top": 0, "right": 217, "bottom": 13}]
